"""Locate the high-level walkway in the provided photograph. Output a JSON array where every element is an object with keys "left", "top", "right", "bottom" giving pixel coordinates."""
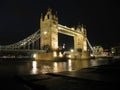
[{"left": 1, "top": 58, "right": 120, "bottom": 90}]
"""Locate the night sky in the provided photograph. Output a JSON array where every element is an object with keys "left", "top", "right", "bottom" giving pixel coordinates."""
[{"left": 0, "top": 0, "right": 120, "bottom": 49}]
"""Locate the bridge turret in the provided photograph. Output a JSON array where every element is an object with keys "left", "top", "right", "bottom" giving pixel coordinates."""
[
  {"left": 76, "top": 24, "right": 87, "bottom": 36},
  {"left": 76, "top": 24, "right": 81, "bottom": 32},
  {"left": 40, "top": 13, "right": 43, "bottom": 22},
  {"left": 81, "top": 24, "right": 87, "bottom": 37},
  {"left": 40, "top": 8, "right": 58, "bottom": 51},
  {"left": 44, "top": 8, "right": 52, "bottom": 20}
]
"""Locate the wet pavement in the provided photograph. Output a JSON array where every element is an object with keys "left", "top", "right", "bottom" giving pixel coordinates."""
[{"left": 16, "top": 74, "right": 116, "bottom": 90}]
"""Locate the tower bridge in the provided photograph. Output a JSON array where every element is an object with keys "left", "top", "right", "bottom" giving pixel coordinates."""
[
  {"left": 58, "top": 24, "right": 85, "bottom": 36},
  {"left": 0, "top": 8, "right": 93, "bottom": 59},
  {"left": 40, "top": 8, "right": 87, "bottom": 52},
  {"left": 58, "top": 24, "right": 87, "bottom": 52}
]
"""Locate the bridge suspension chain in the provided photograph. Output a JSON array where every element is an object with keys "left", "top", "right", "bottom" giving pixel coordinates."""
[
  {"left": 86, "top": 38, "right": 94, "bottom": 53},
  {"left": 1, "top": 30, "right": 40, "bottom": 50}
]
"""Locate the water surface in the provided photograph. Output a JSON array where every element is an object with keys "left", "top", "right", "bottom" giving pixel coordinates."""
[{"left": 0, "top": 58, "right": 112, "bottom": 77}]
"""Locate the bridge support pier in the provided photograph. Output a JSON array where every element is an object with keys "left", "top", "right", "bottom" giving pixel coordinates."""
[{"left": 81, "top": 51, "right": 90, "bottom": 59}]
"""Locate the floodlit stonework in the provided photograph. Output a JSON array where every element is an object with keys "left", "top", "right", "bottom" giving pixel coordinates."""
[
  {"left": 39, "top": 9, "right": 89, "bottom": 59},
  {"left": 40, "top": 8, "right": 58, "bottom": 50}
]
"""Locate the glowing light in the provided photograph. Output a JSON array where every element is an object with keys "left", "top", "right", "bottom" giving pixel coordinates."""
[
  {"left": 63, "top": 43, "right": 65, "bottom": 49},
  {"left": 68, "top": 55, "right": 71, "bottom": 58},
  {"left": 33, "top": 53, "right": 37, "bottom": 58},
  {"left": 90, "top": 54, "right": 94, "bottom": 57},
  {"left": 33, "top": 61, "right": 37, "bottom": 69},
  {"left": 44, "top": 31, "right": 47, "bottom": 35},
  {"left": 31, "top": 61, "right": 38, "bottom": 74},
  {"left": 53, "top": 51, "right": 57, "bottom": 57},
  {"left": 59, "top": 52, "right": 63, "bottom": 57},
  {"left": 53, "top": 62, "right": 58, "bottom": 72},
  {"left": 21, "top": 42, "right": 26, "bottom": 46},
  {"left": 70, "top": 49, "right": 74, "bottom": 52},
  {"left": 58, "top": 27, "right": 61, "bottom": 29},
  {"left": 71, "top": 28, "right": 75, "bottom": 30},
  {"left": 68, "top": 59, "right": 72, "bottom": 71}
]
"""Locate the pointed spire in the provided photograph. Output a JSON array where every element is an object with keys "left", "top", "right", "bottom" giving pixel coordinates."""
[
  {"left": 81, "top": 24, "right": 84, "bottom": 28},
  {"left": 48, "top": 8, "right": 52, "bottom": 13},
  {"left": 55, "top": 11, "right": 58, "bottom": 16},
  {"left": 40, "top": 13, "right": 43, "bottom": 21},
  {"left": 41, "top": 13, "right": 43, "bottom": 18}
]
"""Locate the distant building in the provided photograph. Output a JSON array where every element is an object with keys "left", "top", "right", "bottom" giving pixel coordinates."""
[
  {"left": 111, "top": 45, "right": 120, "bottom": 56},
  {"left": 93, "top": 46, "right": 104, "bottom": 56},
  {"left": 92, "top": 46, "right": 111, "bottom": 57}
]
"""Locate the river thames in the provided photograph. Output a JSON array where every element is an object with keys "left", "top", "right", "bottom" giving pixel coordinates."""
[{"left": 0, "top": 58, "right": 113, "bottom": 77}]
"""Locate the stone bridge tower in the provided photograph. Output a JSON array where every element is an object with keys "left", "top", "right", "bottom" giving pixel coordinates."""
[
  {"left": 40, "top": 9, "right": 58, "bottom": 50},
  {"left": 74, "top": 25, "right": 87, "bottom": 52}
]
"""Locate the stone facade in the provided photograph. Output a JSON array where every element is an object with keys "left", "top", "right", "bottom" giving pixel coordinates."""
[
  {"left": 40, "top": 8, "right": 58, "bottom": 50},
  {"left": 39, "top": 9, "right": 88, "bottom": 59},
  {"left": 74, "top": 26, "right": 87, "bottom": 52}
]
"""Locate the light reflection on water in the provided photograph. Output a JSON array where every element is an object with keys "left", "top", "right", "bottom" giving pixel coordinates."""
[
  {"left": 53, "top": 62, "right": 58, "bottom": 73},
  {"left": 68, "top": 59, "right": 72, "bottom": 71},
  {"left": 31, "top": 61, "right": 38, "bottom": 74},
  {"left": 30, "top": 58, "right": 111, "bottom": 74},
  {"left": 0, "top": 58, "right": 113, "bottom": 76}
]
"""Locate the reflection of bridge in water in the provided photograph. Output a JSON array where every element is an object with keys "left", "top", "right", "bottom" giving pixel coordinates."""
[{"left": 0, "top": 9, "right": 95, "bottom": 59}]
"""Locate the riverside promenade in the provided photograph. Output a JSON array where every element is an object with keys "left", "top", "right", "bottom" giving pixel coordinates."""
[{"left": 1, "top": 58, "right": 120, "bottom": 90}]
